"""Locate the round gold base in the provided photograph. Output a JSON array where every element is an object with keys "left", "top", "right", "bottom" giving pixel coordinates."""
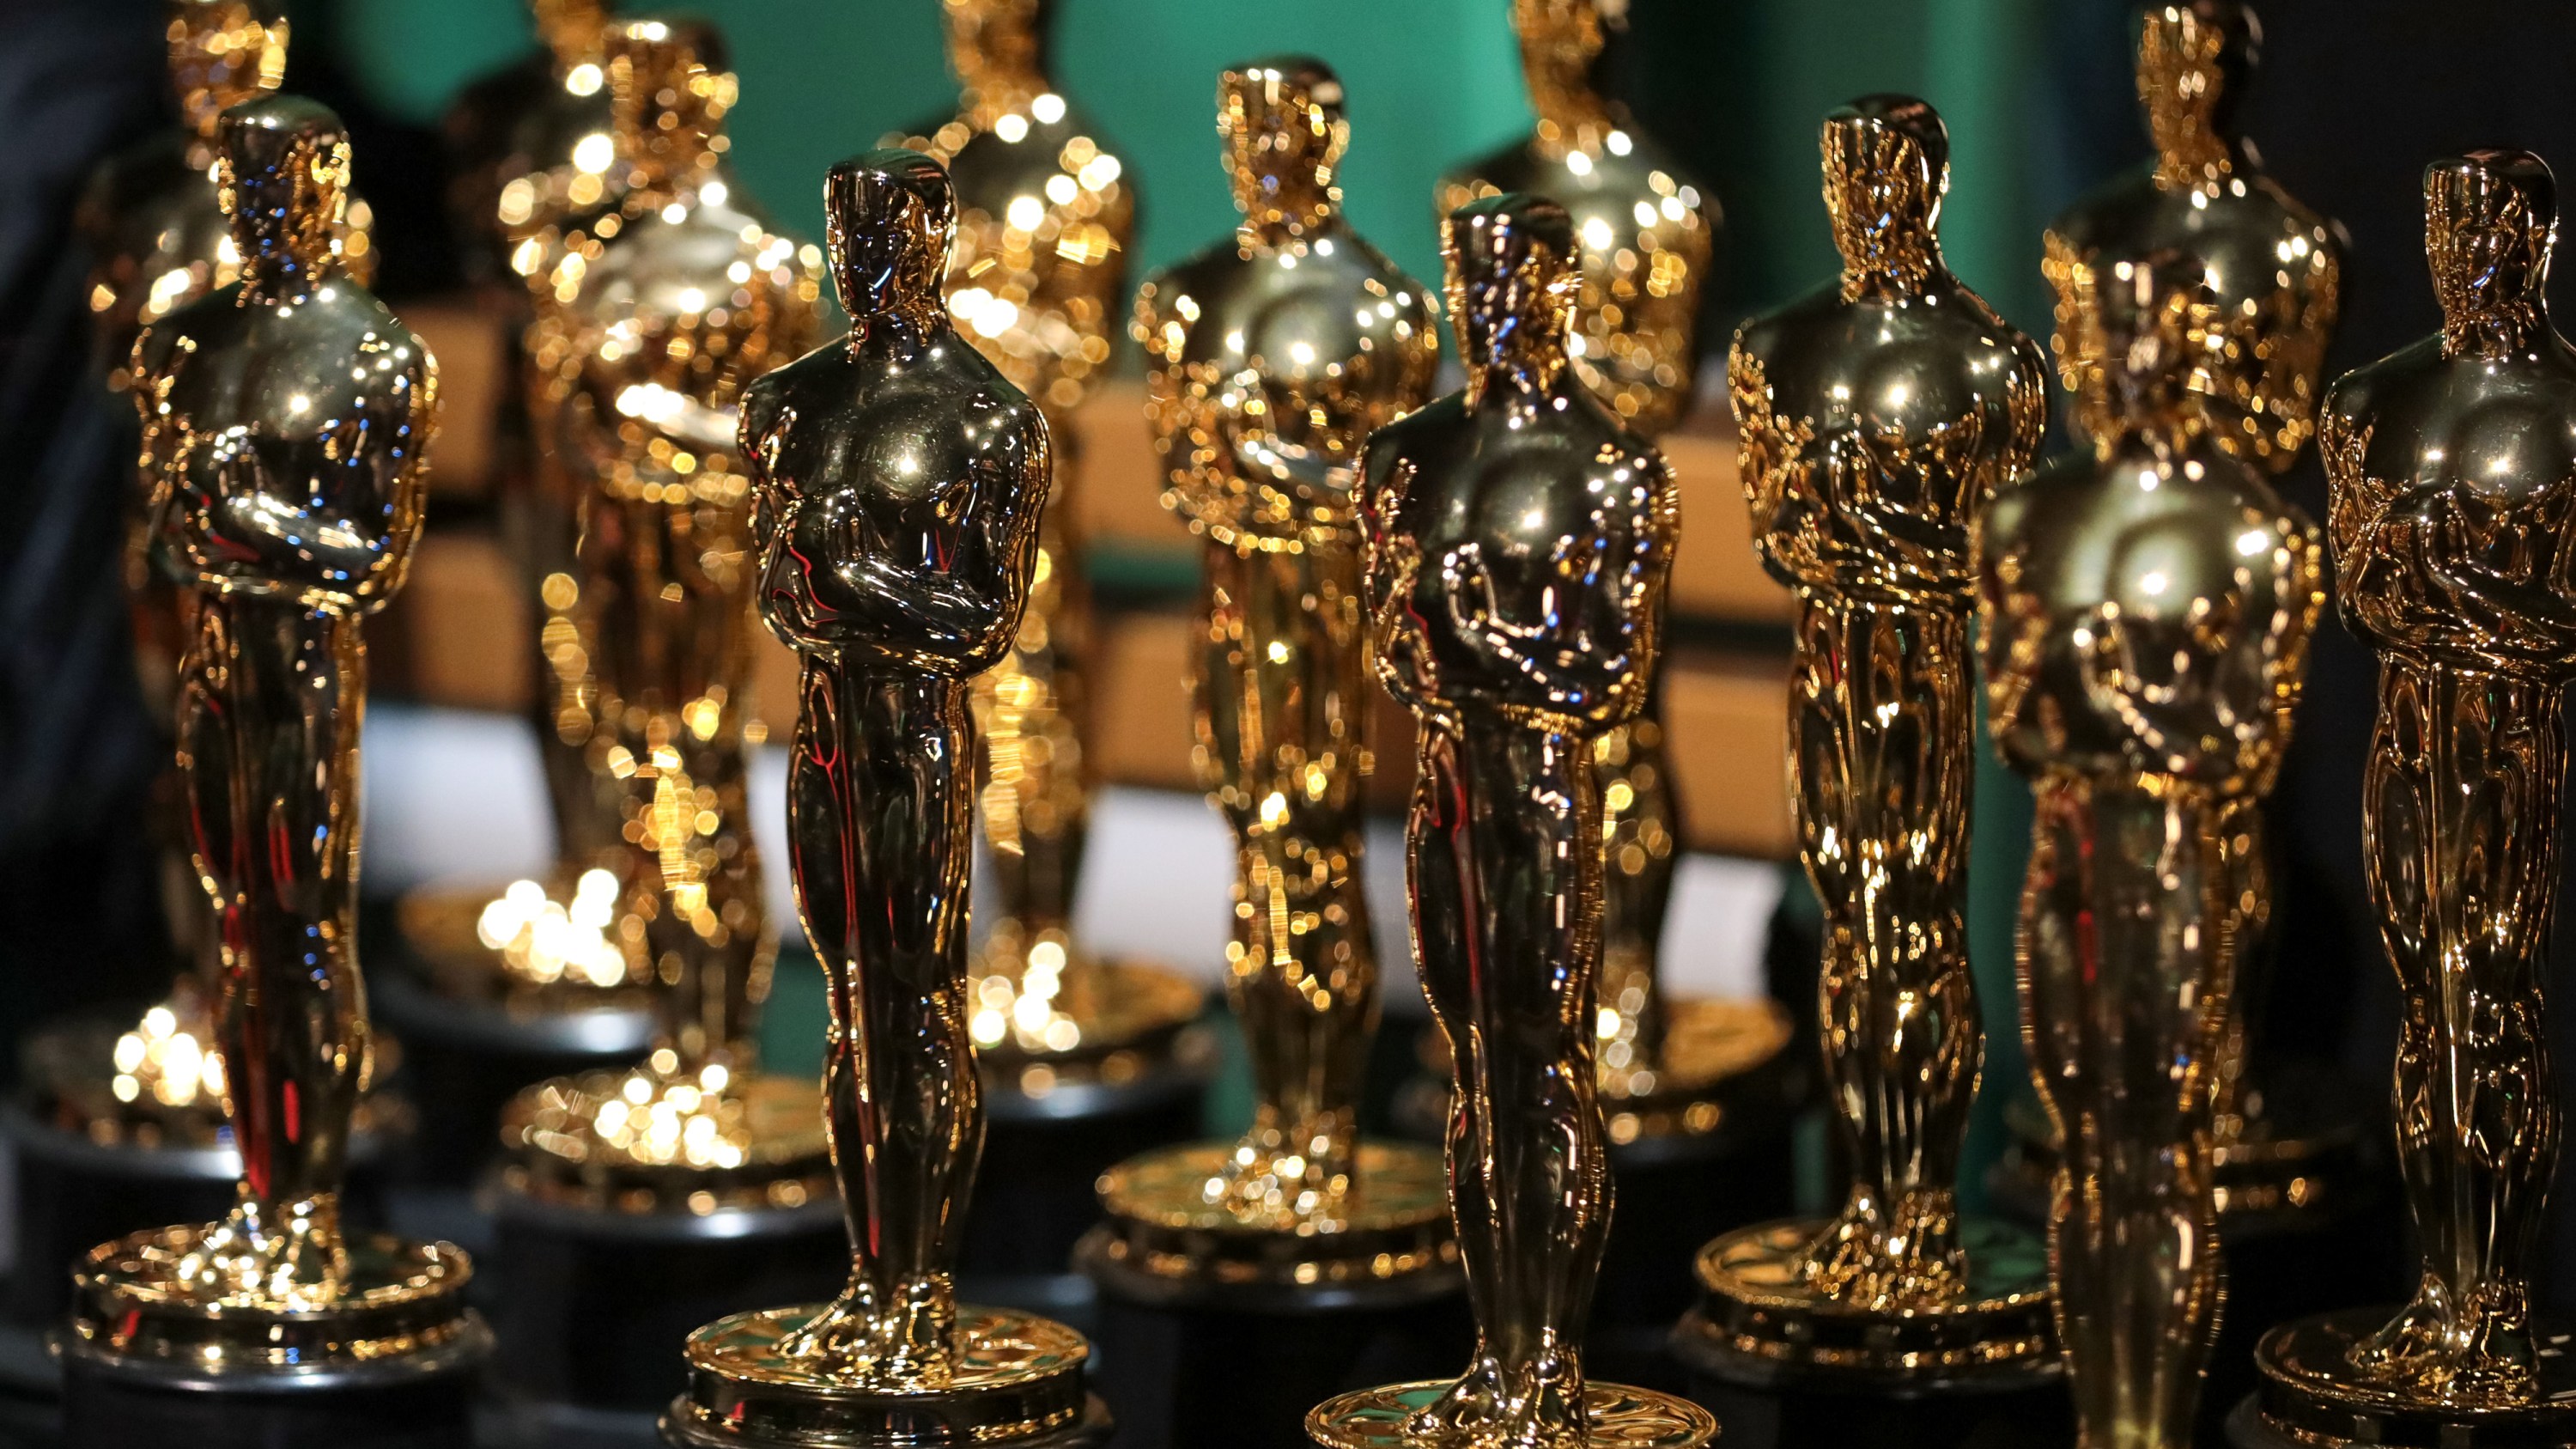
[
  {"left": 1597, "top": 997, "right": 1795, "bottom": 1146},
  {"left": 1305, "top": 1379, "right": 1716, "bottom": 1449},
  {"left": 660, "top": 1304, "right": 1106, "bottom": 1448},
  {"left": 68, "top": 1224, "right": 488, "bottom": 1388},
  {"left": 1088, "top": 1140, "right": 1457, "bottom": 1295},
  {"left": 498, "top": 1066, "right": 834, "bottom": 1215},
  {"left": 2243, "top": 1309, "right": 2576, "bottom": 1447},
  {"left": 1676, "top": 1216, "right": 2056, "bottom": 1388}
]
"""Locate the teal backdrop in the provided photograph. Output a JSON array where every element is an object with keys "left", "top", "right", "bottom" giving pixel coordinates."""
[{"left": 322, "top": 0, "right": 2150, "bottom": 1210}]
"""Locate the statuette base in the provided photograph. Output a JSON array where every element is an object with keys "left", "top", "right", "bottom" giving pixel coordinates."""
[
  {"left": 659, "top": 1304, "right": 1108, "bottom": 1449},
  {"left": 970, "top": 953, "right": 1205, "bottom": 1085},
  {"left": 1085, "top": 1141, "right": 1456, "bottom": 1299},
  {"left": 69, "top": 1224, "right": 487, "bottom": 1387},
  {"left": 1305, "top": 1379, "right": 1716, "bottom": 1449},
  {"left": 2239, "top": 1310, "right": 2576, "bottom": 1449},
  {"left": 1676, "top": 1216, "right": 2055, "bottom": 1387}
]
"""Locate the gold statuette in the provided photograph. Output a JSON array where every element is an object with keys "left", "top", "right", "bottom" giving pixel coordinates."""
[
  {"left": 70, "top": 96, "right": 483, "bottom": 1380},
  {"left": 1308, "top": 192, "right": 1711, "bottom": 1449},
  {"left": 1440, "top": 1, "right": 1736, "bottom": 1128},
  {"left": 2244, "top": 151, "right": 2576, "bottom": 1449},
  {"left": 1984, "top": 253, "right": 2322, "bottom": 1447},
  {"left": 2001, "top": 0, "right": 2356, "bottom": 1228},
  {"left": 401, "top": 0, "right": 640, "bottom": 1014},
  {"left": 1102, "top": 58, "right": 1452, "bottom": 1292},
  {"left": 664, "top": 149, "right": 1106, "bottom": 1449},
  {"left": 497, "top": 18, "right": 829, "bottom": 1215},
  {"left": 1684, "top": 96, "right": 2056, "bottom": 1381},
  {"left": 896, "top": 0, "right": 1200, "bottom": 1086}
]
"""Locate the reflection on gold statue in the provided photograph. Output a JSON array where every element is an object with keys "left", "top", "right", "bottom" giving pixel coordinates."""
[
  {"left": 502, "top": 18, "right": 828, "bottom": 1209},
  {"left": 1983, "top": 253, "right": 2322, "bottom": 1448},
  {"left": 1103, "top": 58, "right": 1451, "bottom": 1283},
  {"left": 2046, "top": 2, "right": 2339, "bottom": 471},
  {"left": 664, "top": 149, "right": 1103, "bottom": 1449},
  {"left": 895, "top": 0, "right": 1200, "bottom": 1080},
  {"left": 70, "top": 2, "right": 379, "bottom": 1134},
  {"left": 2008, "top": 1, "right": 2350, "bottom": 1229},
  {"left": 1441, "top": 1, "right": 1722, "bottom": 1115},
  {"left": 2251, "top": 149, "right": 2576, "bottom": 1446},
  {"left": 1687, "top": 96, "right": 2054, "bottom": 1374},
  {"left": 70, "top": 95, "right": 481, "bottom": 1374},
  {"left": 404, "top": 0, "right": 635, "bottom": 1002},
  {"left": 1309, "top": 192, "right": 1710, "bottom": 1449}
]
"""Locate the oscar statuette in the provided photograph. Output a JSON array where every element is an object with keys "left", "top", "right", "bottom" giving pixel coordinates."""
[
  {"left": 1982, "top": 252, "right": 2324, "bottom": 1449},
  {"left": 1305, "top": 191, "right": 1713, "bottom": 1449},
  {"left": 659, "top": 147, "right": 1109, "bottom": 1449},
  {"left": 8, "top": 1, "right": 402, "bottom": 1400},
  {"left": 1994, "top": 16, "right": 2380, "bottom": 1339},
  {"left": 892, "top": 0, "right": 1207, "bottom": 1305},
  {"left": 1432, "top": 0, "right": 1796, "bottom": 1372},
  {"left": 480, "top": 20, "right": 844, "bottom": 1433},
  {"left": 2233, "top": 150, "right": 2576, "bottom": 1449},
  {"left": 1674, "top": 96, "right": 2063, "bottom": 1449},
  {"left": 1080, "top": 61, "right": 1461, "bottom": 1449},
  {"left": 386, "top": 0, "right": 661, "bottom": 1191},
  {"left": 61, "top": 95, "right": 486, "bottom": 1447}
]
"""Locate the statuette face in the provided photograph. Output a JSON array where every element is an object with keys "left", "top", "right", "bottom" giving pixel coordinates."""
[
  {"left": 1437, "top": 0, "right": 1715, "bottom": 437},
  {"left": 2046, "top": 1, "right": 2340, "bottom": 470}
]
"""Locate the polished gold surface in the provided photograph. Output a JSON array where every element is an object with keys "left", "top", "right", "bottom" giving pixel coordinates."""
[
  {"left": 673, "top": 148, "right": 1084, "bottom": 1441},
  {"left": 1352, "top": 192, "right": 1679, "bottom": 1447},
  {"left": 1683, "top": 1218, "right": 2053, "bottom": 1379},
  {"left": 70, "top": 1226, "right": 483, "bottom": 1380},
  {"left": 1130, "top": 58, "right": 1439, "bottom": 1237},
  {"left": 80, "top": 0, "right": 374, "bottom": 393},
  {"left": 1983, "top": 248, "right": 2323, "bottom": 1446},
  {"left": 1726, "top": 97, "right": 2048, "bottom": 1337},
  {"left": 1442, "top": 3, "right": 1716, "bottom": 1099},
  {"left": 896, "top": 0, "right": 1198, "bottom": 1074},
  {"left": 1309, "top": 1382, "right": 1714, "bottom": 1449},
  {"left": 2044, "top": 2, "right": 2340, "bottom": 472},
  {"left": 79, "top": 94, "right": 474, "bottom": 1370},
  {"left": 1089, "top": 1141, "right": 1454, "bottom": 1289},
  {"left": 666, "top": 1306, "right": 1100, "bottom": 1449},
  {"left": 2248, "top": 149, "right": 2576, "bottom": 1437},
  {"left": 1439, "top": 0, "right": 1715, "bottom": 436},
  {"left": 506, "top": 17, "right": 825, "bottom": 1201}
]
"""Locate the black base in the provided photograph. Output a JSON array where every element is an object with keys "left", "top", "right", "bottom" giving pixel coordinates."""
[
  {"left": 61, "top": 1347, "right": 480, "bottom": 1449},
  {"left": 1589, "top": 1119, "right": 1796, "bottom": 1393},
  {"left": 1078, "top": 1235, "right": 1470, "bottom": 1449},
  {"left": 489, "top": 1190, "right": 848, "bottom": 1416},
  {"left": 368, "top": 963, "right": 653, "bottom": 1187},
  {"left": 1680, "top": 1373, "right": 2072, "bottom": 1449},
  {"left": 479, "top": 1395, "right": 665, "bottom": 1449},
  {"left": 959, "top": 1055, "right": 1208, "bottom": 1318}
]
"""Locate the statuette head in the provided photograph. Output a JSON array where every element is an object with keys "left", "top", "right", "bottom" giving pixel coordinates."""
[
  {"left": 1822, "top": 94, "right": 1947, "bottom": 292},
  {"left": 1445, "top": 192, "right": 1576, "bottom": 385},
  {"left": 606, "top": 17, "right": 732, "bottom": 189},
  {"left": 216, "top": 94, "right": 350, "bottom": 294},
  {"left": 2140, "top": 1, "right": 2257, "bottom": 186},
  {"left": 1219, "top": 57, "right": 1345, "bottom": 240},
  {"left": 826, "top": 149, "right": 955, "bottom": 326},
  {"left": 531, "top": 0, "right": 613, "bottom": 70},
  {"left": 2426, "top": 149, "right": 2555, "bottom": 357}
]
